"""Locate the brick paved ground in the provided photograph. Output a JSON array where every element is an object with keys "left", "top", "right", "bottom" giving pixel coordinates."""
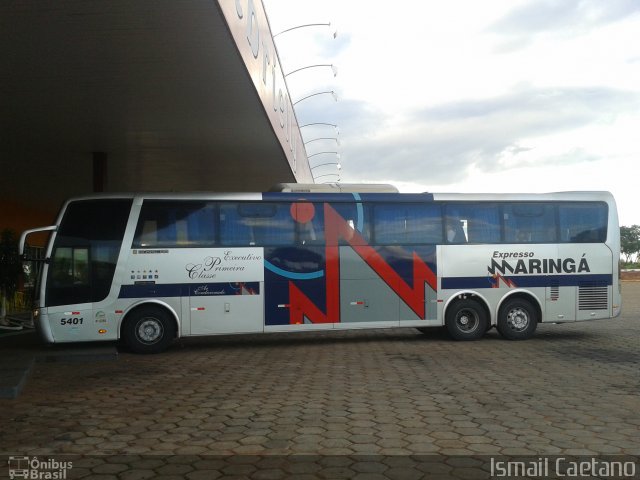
[{"left": 1, "top": 284, "right": 639, "bottom": 479}]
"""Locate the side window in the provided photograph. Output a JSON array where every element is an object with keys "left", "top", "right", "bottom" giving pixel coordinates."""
[
  {"left": 374, "top": 204, "right": 443, "bottom": 244},
  {"left": 133, "top": 201, "right": 216, "bottom": 248},
  {"left": 220, "top": 203, "right": 252, "bottom": 245},
  {"left": 321, "top": 202, "right": 370, "bottom": 245},
  {"left": 559, "top": 203, "right": 607, "bottom": 243},
  {"left": 220, "top": 203, "right": 295, "bottom": 246},
  {"left": 445, "top": 204, "right": 501, "bottom": 244},
  {"left": 504, "top": 203, "right": 557, "bottom": 243},
  {"left": 292, "top": 202, "right": 325, "bottom": 245},
  {"left": 291, "top": 202, "right": 370, "bottom": 245}
]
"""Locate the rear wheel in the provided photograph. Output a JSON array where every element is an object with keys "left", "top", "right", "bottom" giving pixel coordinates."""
[
  {"left": 122, "top": 306, "right": 176, "bottom": 354},
  {"left": 497, "top": 298, "right": 538, "bottom": 340},
  {"left": 445, "top": 298, "right": 488, "bottom": 341}
]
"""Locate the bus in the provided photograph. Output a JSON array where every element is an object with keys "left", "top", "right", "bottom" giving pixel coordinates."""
[{"left": 19, "top": 190, "right": 621, "bottom": 353}]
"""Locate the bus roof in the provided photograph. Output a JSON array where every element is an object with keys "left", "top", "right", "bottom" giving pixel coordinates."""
[{"left": 57, "top": 190, "right": 617, "bottom": 206}]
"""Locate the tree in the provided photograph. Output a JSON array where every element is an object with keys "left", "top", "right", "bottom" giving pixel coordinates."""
[
  {"left": 620, "top": 225, "right": 640, "bottom": 263},
  {"left": 0, "top": 229, "right": 22, "bottom": 319}
]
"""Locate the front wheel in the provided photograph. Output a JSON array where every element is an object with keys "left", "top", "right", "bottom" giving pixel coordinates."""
[
  {"left": 445, "top": 298, "right": 488, "bottom": 341},
  {"left": 497, "top": 298, "right": 538, "bottom": 340},
  {"left": 122, "top": 306, "right": 176, "bottom": 354}
]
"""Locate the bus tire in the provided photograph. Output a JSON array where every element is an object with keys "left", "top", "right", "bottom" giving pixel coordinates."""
[
  {"left": 445, "top": 298, "right": 487, "bottom": 341},
  {"left": 122, "top": 306, "right": 176, "bottom": 354},
  {"left": 497, "top": 298, "right": 537, "bottom": 340}
]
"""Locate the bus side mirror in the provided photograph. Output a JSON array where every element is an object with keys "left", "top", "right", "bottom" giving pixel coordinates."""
[{"left": 19, "top": 225, "right": 57, "bottom": 263}]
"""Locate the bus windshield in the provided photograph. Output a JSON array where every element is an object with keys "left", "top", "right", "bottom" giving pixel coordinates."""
[{"left": 46, "top": 199, "right": 131, "bottom": 306}]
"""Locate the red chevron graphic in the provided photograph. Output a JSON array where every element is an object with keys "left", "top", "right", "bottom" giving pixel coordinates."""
[
  {"left": 289, "top": 281, "right": 331, "bottom": 324},
  {"left": 491, "top": 274, "right": 517, "bottom": 288},
  {"left": 289, "top": 203, "right": 438, "bottom": 324}
]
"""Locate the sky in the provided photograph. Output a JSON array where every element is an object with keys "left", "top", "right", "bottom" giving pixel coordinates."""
[{"left": 262, "top": 0, "right": 640, "bottom": 227}]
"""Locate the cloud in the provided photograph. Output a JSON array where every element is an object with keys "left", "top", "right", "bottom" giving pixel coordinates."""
[
  {"left": 417, "top": 86, "right": 636, "bottom": 124},
  {"left": 490, "top": 0, "right": 640, "bottom": 50},
  {"left": 338, "top": 86, "right": 639, "bottom": 184},
  {"left": 299, "top": 98, "right": 387, "bottom": 181},
  {"left": 298, "top": 97, "right": 386, "bottom": 138},
  {"left": 317, "top": 30, "right": 351, "bottom": 58}
]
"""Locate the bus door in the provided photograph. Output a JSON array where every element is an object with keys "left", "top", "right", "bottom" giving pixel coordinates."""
[
  {"left": 187, "top": 249, "right": 265, "bottom": 335},
  {"left": 45, "top": 243, "right": 99, "bottom": 342},
  {"left": 188, "top": 282, "right": 264, "bottom": 335}
]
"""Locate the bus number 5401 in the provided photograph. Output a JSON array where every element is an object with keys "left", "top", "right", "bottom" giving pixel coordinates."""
[{"left": 60, "top": 317, "right": 83, "bottom": 326}]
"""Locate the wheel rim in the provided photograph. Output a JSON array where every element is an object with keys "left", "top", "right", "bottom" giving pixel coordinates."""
[
  {"left": 136, "top": 317, "right": 164, "bottom": 344},
  {"left": 455, "top": 308, "right": 479, "bottom": 333},
  {"left": 506, "top": 307, "right": 530, "bottom": 332}
]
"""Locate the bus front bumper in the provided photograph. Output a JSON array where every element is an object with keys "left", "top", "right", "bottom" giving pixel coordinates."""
[{"left": 34, "top": 308, "right": 55, "bottom": 344}]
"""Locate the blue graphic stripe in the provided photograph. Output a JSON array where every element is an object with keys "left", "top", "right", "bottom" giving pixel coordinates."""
[
  {"left": 442, "top": 277, "right": 496, "bottom": 289},
  {"left": 119, "top": 283, "right": 185, "bottom": 298},
  {"left": 264, "top": 260, "right": 324, "bottom": 280},
  {"left": 442, "top": 274, "right": 613, "bottom": 290},
  {"left": 119, "top": 282, "right": 260, "bottom": 299}
]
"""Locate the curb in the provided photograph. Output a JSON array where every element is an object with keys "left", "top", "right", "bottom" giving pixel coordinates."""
[
  {"left": 0, "top": 331, "right": 118, "bottom": 399},
  {"left": 0, "top": 356, "right": 34, "bottom": 399}
]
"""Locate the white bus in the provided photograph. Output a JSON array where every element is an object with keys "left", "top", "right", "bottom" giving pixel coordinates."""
[{"left": 20, "top": 190, "right": 621, "bottom": 353}]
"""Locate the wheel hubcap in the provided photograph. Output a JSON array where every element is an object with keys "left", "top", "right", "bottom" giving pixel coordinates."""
[
  {"left": 457, "top": 310, "right": 478, "bottom": 332},
  {"left": 137, "top": 317, "right": 163, "bottom": 344},
  {"left": 507, "top": 308, "right": 529, "bottom": 331}
]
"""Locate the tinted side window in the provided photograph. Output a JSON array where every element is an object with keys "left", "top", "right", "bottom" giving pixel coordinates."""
[
  {"left": 220, "top": 202, "right": 295, "bottom": 246},
  {"left": 559, "top": 203, "right": 607, "bottom": 243},
  {"left": 133, "top": 201, "right": 217, "bottom": 248},
  {"left": 291, "top": 202, "right": 371, "bottom": 245},
  {"left": 334, "top": 202, "right": 370, "bottom": 244},
  {"left": 374, "top": 204, "right": 442, "bottom": 244},
  {"left": 293, "top": 202, "right": 325, "bottom": 245},
  {"left": 504, "top": 203, "right": 557, "bottom": 243},
  {"left": 445, "top": 204, "right": 501, "bottom": 244}
]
